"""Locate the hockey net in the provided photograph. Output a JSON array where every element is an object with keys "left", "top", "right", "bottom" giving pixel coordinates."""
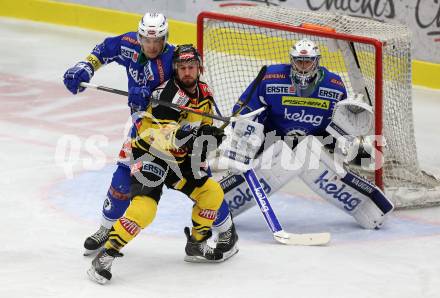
[{"left": 197, "top": 6, "right": 440, "bottom": 209}]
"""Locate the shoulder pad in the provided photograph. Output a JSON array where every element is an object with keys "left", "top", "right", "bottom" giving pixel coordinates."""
[
  {"left": 121, "top": 32, "right": 140, "bottom": 46},
  {"left": 198, "top": 81, "right": 213, "bottom": 98},
  {"left": 263, "top": 65, "right": 289, "bottom": 81}
]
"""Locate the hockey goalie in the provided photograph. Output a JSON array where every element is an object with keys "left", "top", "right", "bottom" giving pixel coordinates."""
[{"left": 214, "top": 39, "right": 394, "bottom": 230}]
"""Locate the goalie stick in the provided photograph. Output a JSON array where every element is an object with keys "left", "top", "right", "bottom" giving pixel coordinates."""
[
  {"left": 219, "top": 66, "right": 331, "bottom": 246},
  {"left": 79, "top": 82, "right": 265, "bottom": 124},
  {"left": 244, "top": 169, "right": 331, "bottom": 245}
]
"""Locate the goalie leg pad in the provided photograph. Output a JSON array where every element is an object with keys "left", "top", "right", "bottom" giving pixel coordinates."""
[
  {"left": 221, "top": 137, "right": 394, "bottom": 229},
  {"left": 300, "top": 139, "right": 394, "bottom": 229},
  {"left": 221, "top": 141, "right": 301, "bottom": 216}
]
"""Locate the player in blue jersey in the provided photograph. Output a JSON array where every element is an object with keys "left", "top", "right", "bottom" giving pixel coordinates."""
[
  {"left": 63, "top": 13, "right": 237, "bottom": 257},
  {"left": 221, "top": 39, "right": 394, "bottom": 229}
]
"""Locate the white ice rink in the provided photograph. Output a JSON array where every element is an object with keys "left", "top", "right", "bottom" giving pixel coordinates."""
[{"left": 1, "top": 18, "right": 440, "bottom": 298}]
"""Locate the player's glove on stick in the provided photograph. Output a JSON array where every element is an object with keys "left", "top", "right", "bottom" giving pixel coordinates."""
[
  {"left": 176, "top": 125, "right": 225, "bottom": 161},
  {"left": 197, "top": 125, "right": 225, "bottom": 145},
  {"left": 63, "top": 62, "right": 94, "bottom": 94}
]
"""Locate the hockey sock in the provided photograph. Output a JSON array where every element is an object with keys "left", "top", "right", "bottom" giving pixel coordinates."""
[
  {"left": 189, "top": 178, "right": 224, "bottom": 240},
  {"left": 105, "top": 195, "right": 157, "bottom": 251},
  {"left": 102, "top": 165, "right": 131, "bottom": 222}
]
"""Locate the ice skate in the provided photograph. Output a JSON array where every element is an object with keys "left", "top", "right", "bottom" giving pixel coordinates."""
[
  {"left": 216, "top": 223, "right": 239, "bottom": 261},
  {"left": 83, "top": 225, "right": 110, "bottom": 256},
  {"left": 184, "top": 227, "right": 223, "bottom": 263},
  {"left": 87, "top": 248, "right": 123, "bottom": 285}
]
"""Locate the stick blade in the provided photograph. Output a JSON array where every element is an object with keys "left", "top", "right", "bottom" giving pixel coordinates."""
[{"left": 274, "top": 231, "right": 331, "bottom": 246}]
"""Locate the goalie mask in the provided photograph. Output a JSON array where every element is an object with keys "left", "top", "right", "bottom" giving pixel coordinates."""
[
  {"left": 289, "top": 39, "right": 321, "bottom": 89},
  {"left": 137, "top": 13, "right": 169, "bottom": 57}
]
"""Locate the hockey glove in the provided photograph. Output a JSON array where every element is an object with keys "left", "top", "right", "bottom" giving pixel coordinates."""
[
  {"left": 175, "top": 125, "right": 225, "bottom": 161},
  {"left": 196, "top": 125, "right": 225, "bottom": 162},
  {"left": 63, "top": 62, "right": 94, "bottom": 94},
  {"left": 197, "top": 125, "right": 225, "bottom": 146},
  {"left": 128, "top": 86, "right": 151, "bottom": 113},
  {"left": 174, "top": 128, "right": 197, "bottom": 152}
]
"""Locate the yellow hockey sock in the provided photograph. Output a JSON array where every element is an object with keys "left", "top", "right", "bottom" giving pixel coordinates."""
[{"left": 105, "top": 195, "right": 157, "bottom": 251}]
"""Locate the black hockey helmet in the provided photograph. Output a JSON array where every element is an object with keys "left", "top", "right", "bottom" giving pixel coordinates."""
[{"left": 172, "top": 44, "right": 203, "bottom": 73}]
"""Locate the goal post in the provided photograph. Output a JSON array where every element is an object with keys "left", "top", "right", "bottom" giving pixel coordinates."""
[{"left": 197, "top": 6, "right": 440, "bottom": 209}]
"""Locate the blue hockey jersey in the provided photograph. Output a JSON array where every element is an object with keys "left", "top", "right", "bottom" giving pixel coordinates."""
[
  {"left": 86, "top": 32, "right": 175, "bottom": 95},
  {"left": 236, "top": 64, "right": 347, "bottom": 137}
]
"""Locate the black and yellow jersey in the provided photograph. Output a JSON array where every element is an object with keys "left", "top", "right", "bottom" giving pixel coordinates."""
[{"left": 132, "top": 79, "right": 215, "bottom": 163}]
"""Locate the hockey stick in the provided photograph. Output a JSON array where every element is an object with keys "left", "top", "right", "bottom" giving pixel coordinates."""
[
  {"left": 218, "top": 66, "right": 330, "bottom": 245},
  {"left": 346, "top": 41, "right": 372, "bottom": 106},
  {"left": 243, "top": 169, "right": 331, "bottom": 245},
  {"left": 79, "top": 82, "right": 265, "bottom": 124}
]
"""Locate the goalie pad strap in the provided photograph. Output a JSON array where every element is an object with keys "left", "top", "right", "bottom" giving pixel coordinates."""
[
  {"left": 326, "top": 122, "right": 354, "bottom": 142},
  {"left": 341, "top": 172, "right": 393, "bottom": 214}
]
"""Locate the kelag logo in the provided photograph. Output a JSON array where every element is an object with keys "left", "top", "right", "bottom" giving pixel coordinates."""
[
  {"left": 224, "top": 175, "right": 272, "bottom": 211},
  {"left": 314, "top": 170, "right": 362, "bottom": 212},
  {"left": 284, "top": 109, "right": 323, "bottom": 127}
]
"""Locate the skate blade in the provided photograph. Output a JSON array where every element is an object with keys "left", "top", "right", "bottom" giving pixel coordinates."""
[
  {"left": 184, "top": 255, "right": 224, "bottom": 263},
  {"left": 221, "top": 245, "right": 239, "bottom": 261},
  {"left": 87, "top": 267, "right": 109, "bottom": 285},
  {"left": 83, "top": 247, "right": 104, "bottom": 257}
]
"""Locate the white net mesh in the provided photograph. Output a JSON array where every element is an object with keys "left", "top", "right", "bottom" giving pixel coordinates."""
[{"left": 199, "top": 6, "right": 440, "bottom": 208}]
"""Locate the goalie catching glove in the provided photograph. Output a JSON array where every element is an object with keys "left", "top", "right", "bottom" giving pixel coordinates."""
[
  {"left": 326, "top": 93, "right": 374, "bottom": 141},
  {"left": 326, "top": 94, "right": 374, "bottom": 159}
]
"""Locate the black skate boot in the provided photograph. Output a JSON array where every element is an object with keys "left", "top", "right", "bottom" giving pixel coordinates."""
[
  {"left": 87, "top": 248, "right": 123, "bottom": 285},
  {"left": 216, "top": 223, "right": 239, "bottom": 260},
  {"left": 83, "top": 225, "right": 110, "bottom": 256},
  {"left": 184, "top": 227, "right": 223, "bottom": 263}
]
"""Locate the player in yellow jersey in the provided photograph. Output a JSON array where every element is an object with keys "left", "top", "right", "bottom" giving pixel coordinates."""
[{"left": 87, "top": 45, "right": 235, "bottom": 284}]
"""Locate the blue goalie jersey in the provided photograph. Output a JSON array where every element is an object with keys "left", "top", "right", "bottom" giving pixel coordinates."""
[
  {"left": 86, "top": 32, "right": 175, "bottom": 95},
  {"left": 236, "top": 64, "right": 347, "bottom": 137}
]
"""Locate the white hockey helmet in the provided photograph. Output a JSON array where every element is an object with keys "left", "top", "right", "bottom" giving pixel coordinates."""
[
  {"left": 137, "top": 12, "right": 169, "bottom": 42},
  {"left": 289, "top": 39, "right": 321, "bottom": 88}
]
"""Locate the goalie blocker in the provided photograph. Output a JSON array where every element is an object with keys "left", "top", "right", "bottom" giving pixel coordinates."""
[{"left": 219, "top": 138, "right": 394, "bottom": 229}]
